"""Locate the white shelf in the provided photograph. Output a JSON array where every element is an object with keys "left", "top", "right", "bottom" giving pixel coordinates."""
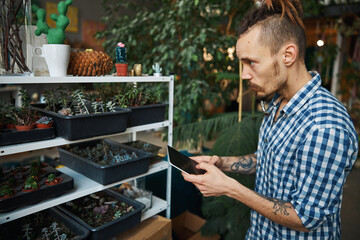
[
  {"left": 0, "top": 121, "right": 170, "bottom": 156},
  {"left": 0, "top": 161, "right": 169, "bottom": 224},
  {"left": 141, "top": 196, "right": 167, "bottom": 221},
  {"left": 0, "top": 74, "right": 174, "bottom": 223},
  {"left": 0, "top": 75, "right": 171, "bottom": 84}
]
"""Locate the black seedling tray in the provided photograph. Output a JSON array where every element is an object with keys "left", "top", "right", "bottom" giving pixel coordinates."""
[
  {"left": 123, "top": 140, "right": 162, "bottom": 156},
  {"left": 0, "top": 165, "right": 74, "bottom": 213},
  {"left": 0, "top": 127, "right": 55, "bottom": 146},
  {"left": 57, "top": 189, "right": 145, "bottom": 240},
  {"left": 0, "top": 208, "right": 90, "bottom": 240},
  {"left": 31, "top": 105, "right": 131, "bottom": 140},
  {"left": 128, "top": 103, "right": 167, "bottom": 127},
  {"left": 58, "top": 139, "right": 153, "bottom": 185}
]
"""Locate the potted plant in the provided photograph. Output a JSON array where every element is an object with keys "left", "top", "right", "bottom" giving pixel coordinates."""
[
  {"left": 36, "top": 116, "right": 54, "bottom": 128},
  {"left": 32, "top": 1, "right": 73, "bottom": 77},
  {"left": 57, "top": 189, "right": 144, "bottom": 240},
  {"left": 14, "top": 90, "right": 37, "bottom": 131},
  {"left": 22, "top": 176, "right": 41, "bottom": 192},
  {"left": 152, "top": 62, "right": 162, "bottom": 77},
  {"left": 45, "top": 173, "right": 63, "bottom": 185},
  {"left": 32, "top": 87, "right": 130, "bottom": 140},
  {"left": 115, "top": 42, "right": 128, "bottom": 76},
  {"left": 0, "top": 184, "right": 15, "bottom": 199},
  {"left": 114, "top": 84, "right": 167, "bottom": 127}
]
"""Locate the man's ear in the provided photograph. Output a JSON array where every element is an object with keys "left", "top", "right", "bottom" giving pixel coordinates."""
[{"left": 282, "top": 44, "right": 297, "bottom": 67}]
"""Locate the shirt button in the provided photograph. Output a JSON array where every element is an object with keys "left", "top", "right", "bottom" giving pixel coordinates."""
[
  {"left": 257, "top": 163, "right": 260, "bottom": 167},
  {"left": 264, "top": 139, "right": 268, "bottom": 143}
]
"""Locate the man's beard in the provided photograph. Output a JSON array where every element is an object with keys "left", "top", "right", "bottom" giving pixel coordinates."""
[{"left": 250, "top": 60, "right": 284, "bottom": 102}]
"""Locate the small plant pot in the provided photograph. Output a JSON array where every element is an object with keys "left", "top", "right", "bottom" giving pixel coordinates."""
[
  {"left": 153, "top": 72, "right": 162, "bottom": 77},
  {"left": 15, "top": 123, "right": 35, "bottom": 131},
  {"left": 36, "top": 122, "right": 54, "bottom": 129},
  {"left": 22, "top": 186, "right": 40, "bottom": 192},
  {"left": 45, "top": 177, "right": 63, "bottom": 185},
  {"left": 115, "top": 63, "right": 128, "bottom": 76}
]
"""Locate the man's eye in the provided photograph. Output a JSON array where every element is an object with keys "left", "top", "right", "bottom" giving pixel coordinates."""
[{"left": 249, "top": 61, "right": 255, "bottom": 66}]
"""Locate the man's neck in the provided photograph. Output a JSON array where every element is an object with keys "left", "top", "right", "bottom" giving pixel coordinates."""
[{"left": 280, "top": 62, "right": 312, "bottom": 101}]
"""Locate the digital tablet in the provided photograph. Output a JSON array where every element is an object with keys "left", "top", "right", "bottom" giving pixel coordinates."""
[{"left": 167, "top": 145, "right": 206, "bottom": 175}]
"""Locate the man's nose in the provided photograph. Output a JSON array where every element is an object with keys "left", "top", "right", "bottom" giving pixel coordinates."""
[{"left": 241, "top": 65, "right": 252, "bottom": 80}]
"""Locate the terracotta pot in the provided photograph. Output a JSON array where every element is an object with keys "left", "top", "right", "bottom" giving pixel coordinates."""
[
  {"left": 15, "top": 123, "right": 36, "bottom": 131},
  {"left": 36, "top": 122, "right": 53, "bottom": 129},
  {"left": 45, "top": 177, "right": 63, "bottom": 185},
  {"left": 22, "top": 186, "right": 40, "bottom": 192},
  {"left": 115, "top": 63, "right": 128, "bottom": 76}
]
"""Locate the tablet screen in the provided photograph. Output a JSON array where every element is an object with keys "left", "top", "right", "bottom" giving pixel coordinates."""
[{"left": 167, "top": 145, "right": 206, "bottom": 175}]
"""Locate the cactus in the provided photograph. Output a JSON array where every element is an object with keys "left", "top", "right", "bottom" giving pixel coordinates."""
[
  {"left": 115, "top": 42, "right": 127, "bottom": 63},
  {"left": 152, "top": 62, "right": 162, "bottom": 73},
  {"left": 32, "top": 0, "right": 73, "bottom": 44}
]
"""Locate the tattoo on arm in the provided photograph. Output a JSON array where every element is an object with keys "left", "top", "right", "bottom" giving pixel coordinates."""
[
  {"left": 255, "top": 192, "right": 292, "bottom": 216},
  {"left": 230, "top": 154, "right": 257, "bottom": 174}
]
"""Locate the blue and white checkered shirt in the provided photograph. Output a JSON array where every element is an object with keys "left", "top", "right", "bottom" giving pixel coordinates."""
[{"left": 246, "top": 72, "right": 358, "bottom": 239}]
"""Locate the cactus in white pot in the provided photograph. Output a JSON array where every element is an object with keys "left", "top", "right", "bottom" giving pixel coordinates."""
[{"left": 152, "top": 62, "right": 162, "bottom": 76}]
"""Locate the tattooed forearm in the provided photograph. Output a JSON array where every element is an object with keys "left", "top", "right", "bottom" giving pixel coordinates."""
[
  {"left": 255, "top": 192, "right": 292, "bottom": 216},
  {"left": 229, "top": 154, "right": 257, "bottom": 174}
]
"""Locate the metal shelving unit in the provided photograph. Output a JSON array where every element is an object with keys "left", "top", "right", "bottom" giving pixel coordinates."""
[{"left": 0, "top": 75, "right": 174, "bottom": 224}]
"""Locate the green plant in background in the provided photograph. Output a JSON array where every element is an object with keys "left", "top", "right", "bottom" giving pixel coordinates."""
[{"left": 96, "top": 0, "right": 253, "bottom": 126}]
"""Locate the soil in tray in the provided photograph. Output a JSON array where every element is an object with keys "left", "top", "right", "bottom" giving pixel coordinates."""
[
  {"left": 61, "top": 191, "right": 135, "bottom": 228},
  {"left": 65, "top": 140, "right": 140, "bottom": 166},
  {"left": 0, "top": 209, "right": 78, "bottom": 240}
]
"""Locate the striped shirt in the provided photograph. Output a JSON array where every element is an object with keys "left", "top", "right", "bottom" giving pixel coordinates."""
[{"left": 246, "top": 72, "right": 358, "bottom": 239}]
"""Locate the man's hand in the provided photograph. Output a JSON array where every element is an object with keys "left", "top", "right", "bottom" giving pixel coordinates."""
[
  {"left": 190, "top": 155, "right": 224, "bottom": 169},
  {"left": 182, "top": 162, "right": 234, "bottom": 197}
]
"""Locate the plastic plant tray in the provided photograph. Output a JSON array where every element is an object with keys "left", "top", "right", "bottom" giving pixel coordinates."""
[
  {"left": 127, "top": 103, "right": 167, "bottom": 127},
  {"left": 57, "top": 139, "right": 153, "bottom": 185},
  {"left": 0, "top": 127, "right": 55, "bottom": 146},
  {"left": 0, "top": 165, "right": 74, "bottom": 213},
  {"left": 0, "top": 207, "right": 90, "bottom": 239},
  {"left": 56, "top": 189, "right": 145, "bottom": 240},
  {"left": 31, "top": 105, "right": 131, "bottom": 140}
]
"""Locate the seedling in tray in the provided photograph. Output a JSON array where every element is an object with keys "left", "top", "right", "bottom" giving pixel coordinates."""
[
  {"left": 0, "top": 184, "right": 15, "bottom": 198},
  {"left": 67, "top": 140, "right": 139, "bottom": 166},
  {"left": 45, "top": 173, "right": 63, "bottom": 185},
  {"left": 23, "top": 176, "right": 40, "bottom": 191}
]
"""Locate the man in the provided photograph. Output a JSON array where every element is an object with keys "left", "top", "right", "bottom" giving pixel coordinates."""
[{"left": 182, "top": 0, "right": 358, "bottom": 239}]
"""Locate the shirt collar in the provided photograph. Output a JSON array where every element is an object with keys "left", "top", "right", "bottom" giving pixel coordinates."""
[{"left": 265, "top": 71, "right": 321, "bottom": 116}]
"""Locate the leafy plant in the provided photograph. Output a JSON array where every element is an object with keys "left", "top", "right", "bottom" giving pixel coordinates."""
[
  {"left": 14, "top": 90, "right": 36, "bottom": 126},
  {"left": 23, "top": 176, "right": 40, "bottom": 190}
]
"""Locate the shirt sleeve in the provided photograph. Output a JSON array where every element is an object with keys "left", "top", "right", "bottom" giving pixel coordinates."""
[{"left": 289, "top": 127, "right": 352, "bottom": 231}]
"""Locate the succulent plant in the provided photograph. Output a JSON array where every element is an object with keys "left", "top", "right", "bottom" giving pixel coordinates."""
[
  {"left": 115, "top": 42, "right": 127, "bottom": 63},
  {"left": 152, "top": 62, "right": 162, "bottom": 73},
  {"left": 36, "top": 116, "right": 53, "bottom": 124}
]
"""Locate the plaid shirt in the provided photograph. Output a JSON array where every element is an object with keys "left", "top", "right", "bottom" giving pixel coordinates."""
[{"left": 246, "top": 72, "right": 358, "bottom": 239}]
